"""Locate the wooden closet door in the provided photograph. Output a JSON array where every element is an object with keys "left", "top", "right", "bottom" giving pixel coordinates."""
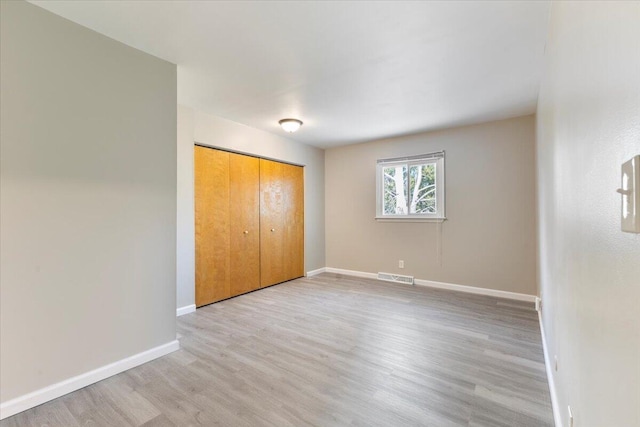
[
  {"left": 260, "top": 158, "right": 285, "bottom": 287},
  {"left": 282, "top": 163, "right": 304, "bottom": 280},
  {"left": 194, "top": 146, "right": 230, "bottom": 307},
  {"left": 229, "top": 153, "right": 260, "bottom": 296}
]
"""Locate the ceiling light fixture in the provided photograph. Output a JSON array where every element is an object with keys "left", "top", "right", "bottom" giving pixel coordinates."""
[{"left": 279, "top": 118, "right": 303, "bottom": 133}]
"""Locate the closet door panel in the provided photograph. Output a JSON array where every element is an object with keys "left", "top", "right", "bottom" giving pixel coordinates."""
[
  {"left": 260, "top": 158, "right": 285, "bottom": 287},
  {"left": 229, "top": 153, "right": 260, "bottom": 296},
  {"left": 282, "top": 163, "right": 305, "bottom": 280},
  {"left": 194, "top": 146, "right": 231, "bottom": 306}
]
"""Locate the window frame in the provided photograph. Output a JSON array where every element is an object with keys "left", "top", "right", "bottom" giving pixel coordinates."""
[{"left": 375, "top": 153, "right": 446, "bottom": 222}]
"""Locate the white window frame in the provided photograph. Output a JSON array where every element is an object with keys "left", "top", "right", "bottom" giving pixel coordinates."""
[{"left": 375, "top": 152, "right": 446, "bottom": 222}]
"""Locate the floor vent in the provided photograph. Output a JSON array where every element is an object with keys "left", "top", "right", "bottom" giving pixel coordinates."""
[{"left": 377, "top": 272, "right": 414, "bottom": 285}]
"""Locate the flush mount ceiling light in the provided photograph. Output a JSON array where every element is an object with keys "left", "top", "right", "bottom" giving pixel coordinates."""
[{"left": 279, "top": 118, "right": 303, "bottom": 133}]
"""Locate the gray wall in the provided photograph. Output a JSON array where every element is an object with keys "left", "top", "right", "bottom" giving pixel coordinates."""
[
  {"left": 325, "top": 115, "right": 537, "bottom": 295},
  {"left": 176, "top": 106, "right": 196, "bottom": 310},
  {"left": 176, "top": 105, "right": 325, "bottom": 310},
  {"left": 0, "top": 1, "right": 177, "bottom": 403},
  {"left": 537, "top": 2, "right": 640, "bottom": 426}
]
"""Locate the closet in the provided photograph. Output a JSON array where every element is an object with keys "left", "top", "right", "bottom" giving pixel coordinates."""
[
  {"left": 195, "top": 146, "right": 304, "bottom": 307},
  {"left": 260, "top": 159, "right": 305, "bottom": 287}
]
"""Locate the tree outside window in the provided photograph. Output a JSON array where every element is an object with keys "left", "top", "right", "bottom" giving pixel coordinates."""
[{"left": 376, "top": 153, "right": 445, "bottom": 220}]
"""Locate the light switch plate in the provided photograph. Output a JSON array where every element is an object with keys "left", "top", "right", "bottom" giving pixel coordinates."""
[{"left": 618, "top": 155, "right": 640, "bottom": 233}]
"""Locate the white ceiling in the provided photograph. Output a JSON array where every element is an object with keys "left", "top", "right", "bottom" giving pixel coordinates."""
[{"left": 31, "top": 1, "right": 550, "bottom": 148}]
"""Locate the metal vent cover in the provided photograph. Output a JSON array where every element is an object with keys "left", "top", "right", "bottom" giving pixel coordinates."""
[{"left": 377, "top": 272, "right": 414, "bottom": 285}]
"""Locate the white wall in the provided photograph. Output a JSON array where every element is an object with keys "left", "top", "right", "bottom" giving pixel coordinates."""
[
  {"left": 1, "top": 0, "right": 177, "bottom": 407},
  {"left": 176, "top": 105, "right": 325, "bottom": 310},
  {"left": 177, "top": 106, "right": 196, "bottom": 310},
  {"left": 325, "top": 115, "right": 537, "bottom": 295},
  {"left": 537, "top": 2, "right": 640, "bottom": 426}
]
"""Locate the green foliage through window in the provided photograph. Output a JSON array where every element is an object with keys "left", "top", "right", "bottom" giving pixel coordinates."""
[{"left": 383, "top": 163, "right": 436, "bottom": 215}]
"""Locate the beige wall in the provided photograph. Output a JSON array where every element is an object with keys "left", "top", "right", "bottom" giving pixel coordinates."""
[
  {"left": 326, "top": 115, "right": 537, "bottom": 295},
  {"left": 176, "top": 105, "right": 325, "bottom": 310},
  {"left": 537, "top": 2, "right": 640, "bottom": 426},
  {"left": 0, "top": 1, "right": 177, "bottom": 403}
]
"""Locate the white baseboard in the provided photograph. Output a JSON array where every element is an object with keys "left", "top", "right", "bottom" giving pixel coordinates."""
[
  {"left": 325, "top": 267, "right": 378, "bottom": 280},
  {"left": 414, "top": 278, "right": 537, "bottom": 302},
  {"left": 0, "top": 340, "right": 180, "bottom": 420},
  {"left": 325, "top": 267, "right": 537, "bottom": 303},
  {"left": 538, "top": 310, "right": 562, "bottom": 427},
  {"left": 176, "top": 304, "right": 196, "bottom": 316},
  {"left": 306, "top": 267, "right": 327, "bottom": 277}
]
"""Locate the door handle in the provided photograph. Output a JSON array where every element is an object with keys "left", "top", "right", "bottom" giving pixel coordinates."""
[
  {"left": 271, "top": 228, "right": 275, "bottom": 232},
  {"left": 243, "top": 230, "right": 249, "bottom": 234}
]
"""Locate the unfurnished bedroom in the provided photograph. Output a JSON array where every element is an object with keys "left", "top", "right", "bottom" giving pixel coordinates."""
[{"left": 1, "top": 1, "right": 639, "bottom": 426}]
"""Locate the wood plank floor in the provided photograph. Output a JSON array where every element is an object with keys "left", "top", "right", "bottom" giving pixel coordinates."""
[{"left": 1, "top": 273, "right": 554, "bottom": 426}]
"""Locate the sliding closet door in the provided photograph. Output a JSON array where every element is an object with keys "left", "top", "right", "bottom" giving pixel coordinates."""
[
  {"left": 282, "top": 163, "right": 304, "bottom": 280},
  {"left": 229, "top": 153, "right": 260, "bottom": 296},
  {"left": 194, "top": 146, "right": 230, "bottom": 306},
  {"left": 260, "top": 159, "right": 285, "bottom": 287},
  {"left": 196, "top": 149, "right": 304, "bottom": 303}
]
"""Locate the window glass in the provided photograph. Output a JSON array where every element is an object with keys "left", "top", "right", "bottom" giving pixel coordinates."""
[
  {"left": 408, "top": 163, "right": 436, "bottom": 214},
  {"left": 383, "top": 165, "right": 408, "bottom": 215}
]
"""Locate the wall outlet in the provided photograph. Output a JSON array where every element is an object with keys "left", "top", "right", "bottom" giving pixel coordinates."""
[
  {"left": 398, "top": 260, "right": 404, "bottom": 269},
  {"left": 554, "top": 355, "right": 558, "bottom": 371},
  {"left": 568, "top": 405, "right": 574, "bottom": 427}
]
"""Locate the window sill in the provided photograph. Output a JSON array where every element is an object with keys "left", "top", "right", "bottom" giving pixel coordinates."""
[{"left": 374, "top": 216, "right": 446, "bottom": 223}]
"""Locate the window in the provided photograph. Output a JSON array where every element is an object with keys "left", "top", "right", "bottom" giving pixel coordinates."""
[{"left": 376, "top": 152, "right": 445, "bottom": 221}]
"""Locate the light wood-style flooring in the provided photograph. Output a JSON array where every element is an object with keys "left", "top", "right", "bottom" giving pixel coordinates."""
[{"left": 1, "top": 273, "right": 554, "bottom": 426}]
